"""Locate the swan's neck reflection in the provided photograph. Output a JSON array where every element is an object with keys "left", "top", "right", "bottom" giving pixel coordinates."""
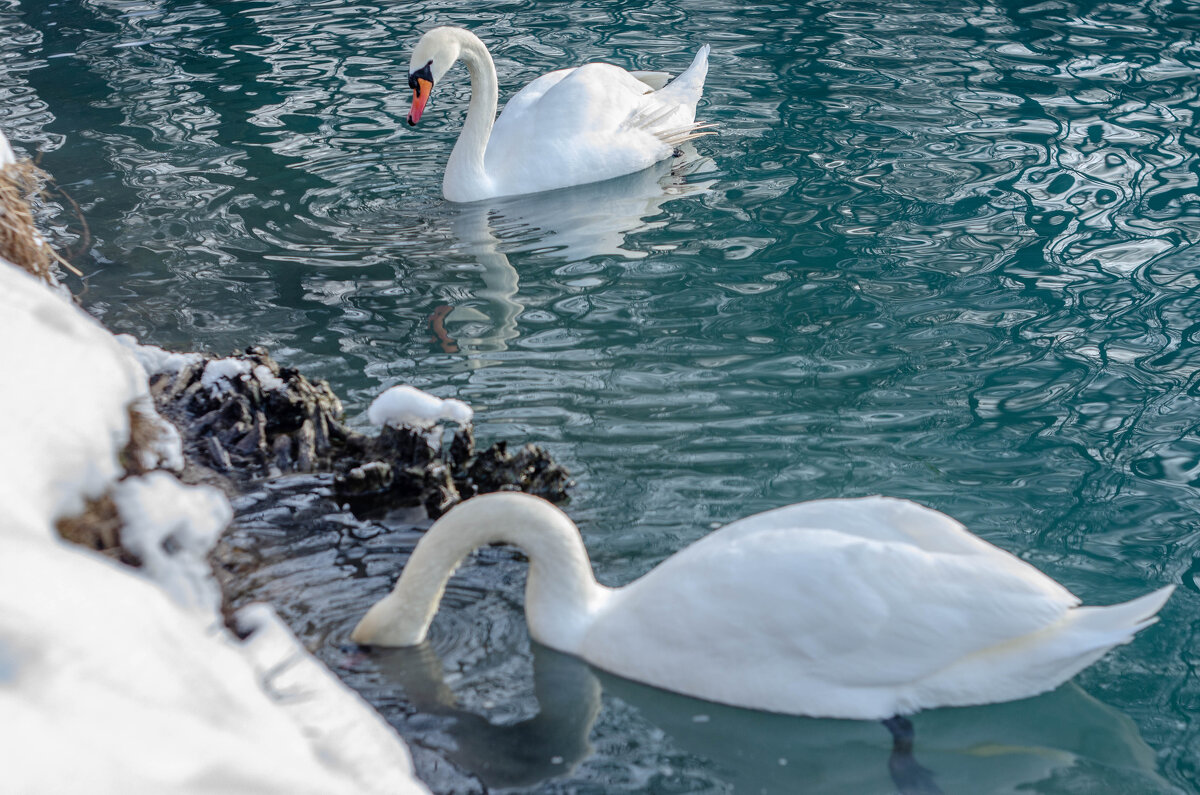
[
  {"left": 439, "top": 210, "right": 524, "bottom": 356},
  {"left": 376, "top": 643, "right": 600, "bottom": 789}
]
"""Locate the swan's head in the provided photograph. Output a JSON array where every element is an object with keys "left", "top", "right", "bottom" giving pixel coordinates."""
[{"left": 407, "top": 27, "right": 461, "bottom": 126}]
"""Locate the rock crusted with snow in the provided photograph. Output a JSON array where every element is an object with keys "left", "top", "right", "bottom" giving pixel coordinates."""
[
  {"left": 134, "top": 343, "right": 572, "bottom": 516},
  {"left": 130, "top": 342, "right": 344, "bottom": 478}
]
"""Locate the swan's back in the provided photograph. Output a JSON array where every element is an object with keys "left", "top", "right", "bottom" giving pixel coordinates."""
[
  {"left": 483, "top": 47, "right": 709, "bottom": 196},
  {"left": 576, "top": 497, "right": 1169, "bottom": 719},
  {"left": 719, "top": 496, "right": 1058, "bottom": 559}
]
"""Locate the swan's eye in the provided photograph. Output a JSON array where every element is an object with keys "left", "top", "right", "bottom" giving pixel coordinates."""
[{"left": 408, "top": 61, "right": 433, "bottom": 90}]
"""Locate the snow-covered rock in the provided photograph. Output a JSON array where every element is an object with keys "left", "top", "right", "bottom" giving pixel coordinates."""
[
  {"left": 111, "top": 471, "right": 230, "bottom": 616},
  {"left": 200, "top": 356, "right": 255, "bottom": 395}
]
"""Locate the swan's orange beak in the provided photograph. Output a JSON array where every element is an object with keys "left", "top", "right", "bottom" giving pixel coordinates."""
[{"left": 408, "top": 77, "right": 432, "bottom": 126}]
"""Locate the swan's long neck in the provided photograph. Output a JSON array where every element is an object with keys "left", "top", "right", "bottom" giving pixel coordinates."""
[
  {"left": 443, "top": 29, "right": 497, "bottom": 201},
  {"left": 352, "top": 494, "right": 606, "bottom": 652}
]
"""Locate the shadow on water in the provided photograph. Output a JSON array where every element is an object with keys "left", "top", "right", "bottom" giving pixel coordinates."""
[{"left": 372, "top": 641, "right": 1175, "bottom": 794}]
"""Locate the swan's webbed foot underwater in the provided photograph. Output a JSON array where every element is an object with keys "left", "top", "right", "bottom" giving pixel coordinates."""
[{"left": 883, "top": 716, "right": 943, "bottom": 795}]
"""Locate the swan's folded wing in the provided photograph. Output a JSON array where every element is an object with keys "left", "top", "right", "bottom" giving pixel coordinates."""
[
  {"left": 714, "top": 497, "right": 1077, "bottom": 596},
  {"left": 487, "top": 63, "right": 676, "bottom": 193},
  {"left": 579, "top": 527, "right": 1079, "bottom": 717},
  {"left": 497, "top": 68, "right": 573, "bottom": 122}
]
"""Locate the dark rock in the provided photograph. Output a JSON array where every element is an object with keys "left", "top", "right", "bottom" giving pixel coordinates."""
[
  {"left": 206, "top": 436, "right": 233, "bottom": 472},
  {"left": 148, "top": 345, "right": 572, "bottom": 517},
  {"left": 338, "top": 461, "right": 394, "bottom": 496},
  {"left": 468, "top": 441, "right": 573, "bottom": 503}
]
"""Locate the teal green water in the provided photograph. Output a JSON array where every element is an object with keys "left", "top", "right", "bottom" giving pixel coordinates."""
[{"left": 5, "top": 0, "right": 1200, "bottom": 791}]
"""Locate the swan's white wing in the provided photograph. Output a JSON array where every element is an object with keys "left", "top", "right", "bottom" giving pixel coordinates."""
[
  {"left": 496, "top": 68, "right": 573, "bottom": 120},
  {"left": 580, "top": 523, "right": 1079, "bottom": 718},
  {"left": 484, "top": 63, "right": 680, "bottom": 195},
  {"left": 717, "top": 496, "right": 1073, "bottom": 579}
]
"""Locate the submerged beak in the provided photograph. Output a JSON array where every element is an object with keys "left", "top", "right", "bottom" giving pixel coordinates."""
[
  {"left": 407, "top": 62, "right": 434, "bottom": 127},
  {"left": 408, "top": 78, "right": 432, "bottom": 126}
]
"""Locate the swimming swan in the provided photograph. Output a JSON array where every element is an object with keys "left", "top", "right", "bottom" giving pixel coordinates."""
[
  {"left": 352, "top": 492, "right": 1173, "bottom": 719},
  {"left": 404, "top": 26, "right": 712, "bottom": 202}
]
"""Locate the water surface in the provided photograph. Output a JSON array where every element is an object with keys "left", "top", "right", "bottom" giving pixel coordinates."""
[{"left": 4, "top": 0, "right": 1200, "bottom": 791}]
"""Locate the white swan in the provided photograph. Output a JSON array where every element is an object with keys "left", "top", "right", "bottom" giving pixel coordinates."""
[
  {"left": 405, "top": 26, "right": 712, "bottom": 202},
  {"left": 352, "top": 492, "right": 1173, "bottom": 720}
]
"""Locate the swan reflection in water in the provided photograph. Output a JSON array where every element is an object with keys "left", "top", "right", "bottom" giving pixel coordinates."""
[
  {"left": 433, "top": 152, "right": 714, "bottom": 355},
  {"left": 372, "top": 642, "right": 1173, "bottom": 794}
]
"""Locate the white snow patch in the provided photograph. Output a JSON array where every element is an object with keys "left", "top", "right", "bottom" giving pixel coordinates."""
[
  {"left": 0, "top": 260, "right": 148, "bottom": 536},
  {"left": 112, "top": 472, "right": 230, "bottom": 616},
  {"left": 201, "top": 357, "right": 253, "bottom": 394},
  {"left": 128, "top": 395, "right": 186, "bottom": 473},
  {"left": 254, "top": 363, "right": 286, "bottom": 392},
  {"left": 116, "top": 334, "right": 203, "bottom": 376},
  {"left": 368, "top": 384, "right": 473, "bottom": 429},
  {"left": 0, "top": 532, "right": 427, "bottom": 795},
  {"left": 234, "top": 605, "right": 427, "bottom": 793}
]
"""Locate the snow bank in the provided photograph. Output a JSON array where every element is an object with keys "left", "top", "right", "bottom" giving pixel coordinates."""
[
  {"left": 116, "top": 334, "right": 203, "bottom": 376},
  {"left": 0, "top": 530, "right": 427, "bottom": 795},
  {"left": 112, "top": 471, "right": 230, "bottom": 616},
  {"left": 117, "top": 337, "right": 289, "bottom": 397},
  {"left": 369, "top": 384, "right": 473, "bottom": 429},
  {"left": 0, "top": 260, "right": 429, "bottom": 794},
  {"left": 0, "top": 259, "right": 152, "bottom": 535}
]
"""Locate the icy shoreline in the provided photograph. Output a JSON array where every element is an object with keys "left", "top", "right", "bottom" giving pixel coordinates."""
[{"left": 0, "top": 258, "right": 430, "bottom": 794}]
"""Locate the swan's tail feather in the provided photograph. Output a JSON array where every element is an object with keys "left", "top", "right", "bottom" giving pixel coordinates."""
[
  {"left": 624, "top": 104, "right": 678, "bottom": 132},
  {"left": 919, "top": 585, "right": 1174, "bottom": 712},
  {"left": 1021, "top": 584, "right": 1176, "bottom": 695},
  {"left": 620, "top": 106, "right": 715, "bottom": 147},
  {"left": 654, "top": 43, "right": 710, "bottom": 108},
  {"left": 1070, "top": 585, "right": 1175, "bottom": 645},
  {"left": 661, "top": 128, "right": 718, "bottom": 147},
  {"left": 621, "top": 44, "right": 712, "bottom": 152},
  {"left": 659, "top": 122, "right": 719, "bottom": 147}
]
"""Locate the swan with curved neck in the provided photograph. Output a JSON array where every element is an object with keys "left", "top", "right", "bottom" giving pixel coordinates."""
[
  {"left": 405, "top": 27, "right": 711, "bottom": 202},
  {"left": 352, "top": 492, "right": 1173, "bottom": 719}
]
